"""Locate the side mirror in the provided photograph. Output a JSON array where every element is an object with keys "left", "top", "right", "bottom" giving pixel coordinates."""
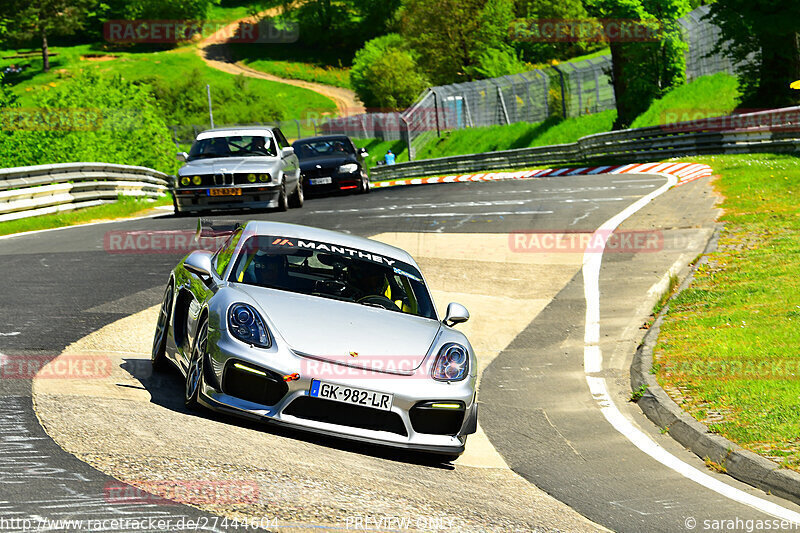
[
  {"left": 359, "top": 147, "right": 369, "bottom": 158},
  {"left": 281, "top": 146, "right": 295, "bottom": 157},
  {"left": 184, "top": 250, "right": 214, "bottom": 278},
  {"left": 176, "top": 152, "right": 188, "bottom": 163},
  {"left": 443, "top": 302, "right": 469, "bottom": 327}
]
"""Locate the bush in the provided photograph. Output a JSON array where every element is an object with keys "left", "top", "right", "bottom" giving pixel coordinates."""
[
  {"left": 139, "top": 68, "right": 284, "bottom": 126},
  {"left": 350, "top": 34, "right": 429, "bottom": 110},
  {"left": 0, "top": 70, "right": 177, "bottom": 172}
]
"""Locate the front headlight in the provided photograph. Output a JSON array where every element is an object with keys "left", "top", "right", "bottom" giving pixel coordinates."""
[
  {"left": 180, "top": 176, "right": 191, "bottom": 186},
  {"left": 192, "top": 175, "right": 202, "bottom": 185},
  {"left": 228, "top": 303, "right": 270, "bottom": 348},
  {"left": 338, "top": 163, "right": 358, "bottom": 174},
  {"left": 432, "top": 343, "right": 469, "bottom": 381}
]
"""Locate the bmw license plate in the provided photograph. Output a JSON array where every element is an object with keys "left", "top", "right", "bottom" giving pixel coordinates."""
[
  {"left": 309, "top": 177, "right": 332, "bottom": 185},
  {"left": 309, "top": 380, "right": 393, "bottom": 411},
  {"left": 208, "top": 188, "right": 241, "bottom": 196}
]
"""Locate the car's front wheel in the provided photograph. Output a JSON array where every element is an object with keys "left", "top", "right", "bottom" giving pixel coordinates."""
[
  {"left": 276, "top": 182, "right": 288, "bottom": 212},
  {"left": 184, "top": 319, "right": 207, "bottom": 410},
  {"left": 357, "top": 174, "right": 370, "bottom": 194},
  {"left": 289, "top": 177, "right": 304, "bottom": 208}
]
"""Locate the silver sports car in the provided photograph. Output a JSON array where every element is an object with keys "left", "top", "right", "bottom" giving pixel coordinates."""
[
  {"left": 173, "top": 127, "right": 303, "bottom": 214},
  {"left": 152, "top": 221, "right": 478, "bottom": 458}
]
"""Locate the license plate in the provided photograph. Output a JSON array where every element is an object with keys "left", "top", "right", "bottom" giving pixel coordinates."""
[
  {"left": 208, "top": 188, "right": 242, "bottom": 196},
  {"left": 309, "top": 380, "right": 393, "bottom": 411},
  {"left": 310, "top": 177, "right": 332, "bottom": 185}
]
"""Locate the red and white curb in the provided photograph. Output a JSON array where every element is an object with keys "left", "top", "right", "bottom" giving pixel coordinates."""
[{"left": 372, "top": 162, "right": 714, "bottom": 189}]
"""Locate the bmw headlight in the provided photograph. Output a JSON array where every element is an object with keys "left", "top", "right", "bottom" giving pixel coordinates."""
[
  {"left": 338, "top": 163, "right": 358, "bottom": 174},
  {"left": 180, "top": 176, "right": 191, "bottom": 186},
  {"left": 432, "top": 343, "right": 469, "bottom": 381},
  {"left": 192, "top": 175, "right": 202, "bottom": 185},
  {"left": 228, "top": 303, "right": 270, "bottom": 348}
]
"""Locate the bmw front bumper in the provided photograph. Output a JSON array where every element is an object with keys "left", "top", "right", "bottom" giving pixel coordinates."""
[{"left": 173, "top": 184, "right": 282, "bottom": 213}]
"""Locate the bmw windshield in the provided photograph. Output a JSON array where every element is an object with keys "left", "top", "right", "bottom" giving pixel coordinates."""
[
  {"left": 188, "top": 135, "right": 277, "bottom": 161},
  {"left": 229, "top": 235, "right": 437, "bottom": 320}
]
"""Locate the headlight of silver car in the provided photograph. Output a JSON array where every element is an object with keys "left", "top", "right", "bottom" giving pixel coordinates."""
[
  {"left": 228, "top": 303, "right": 270, "bottom": 348},
  {"left": 338, "top": 163, "right": 358, "bottom": 174},
  {"left": 432, "top": 343, "right": 469, "bottom": 381}
]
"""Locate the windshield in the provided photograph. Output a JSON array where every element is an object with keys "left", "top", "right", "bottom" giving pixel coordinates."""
[
  {"left": 293, "top": 139, "right": 354, "bottom": 159},
  {"left": 229, "top": 235, "right": 437, "bottom": 320},
  {"left": 188, "top": 135, "right": 277, "bottom": 160}
]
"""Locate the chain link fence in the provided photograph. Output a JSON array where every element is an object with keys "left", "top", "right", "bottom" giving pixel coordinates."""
[{"left": 172, "top": 7, "right": 737, "bottom": 159}]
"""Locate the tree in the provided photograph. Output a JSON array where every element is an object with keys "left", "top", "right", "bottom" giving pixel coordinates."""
[
  {"left": 584, "top": 0, "right": 691, "bottom": 128},
  {"left": 4, "top": 0, "right": 95, "bottom": 72},
  {"left": 706, "top": 0, "right": 800, "bottom": 107},
  {"left": 398, "top": 0, "right": 518, "bottom": 84},
  {"left": 350, "top": 34, "right": 429, "bottom": 109}
]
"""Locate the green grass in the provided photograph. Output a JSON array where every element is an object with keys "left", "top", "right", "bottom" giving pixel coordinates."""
[
  {"left": 353, "top": 138, "right": 409, "bottom": 172},
  {"left": 230, "top": 43, "right": 352, "bottom": 88},
  {"left": 0, "top": 194, "right": 172, "bottom": 236},
  {"left": 414, "top": 110, "right": 616, "bottom": 160},
  {"left": 1, "top": 45, "right": 337, "bottom": 126},
  {"left": 655, "top": 153, "right": 800, "bottom": 470},
  {"left": 207, "top": 0, "right": 263, "bottom": 25},
  {"left": 631, "top": 72, "right": 740, "bottom": 129}
]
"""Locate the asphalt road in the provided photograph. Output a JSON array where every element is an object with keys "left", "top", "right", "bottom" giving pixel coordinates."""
[{"left": 2, "top": 174, "right": 799, "bottom": 532}]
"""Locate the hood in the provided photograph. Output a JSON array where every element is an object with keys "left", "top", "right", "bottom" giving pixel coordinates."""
[
  {"left": 235, "top": 285, "right": 441, "bottom": 371},
  {"left": 180, "top": 157, "right": 276, "bottom": 175},
  {"left": 298, "top": 155, "right": 356, "bottom": 171}
]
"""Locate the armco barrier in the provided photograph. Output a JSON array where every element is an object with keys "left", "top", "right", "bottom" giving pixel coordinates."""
[
  {"left": 370, "top": 106, "right": 800, "bottom": 181},
  {"left": 0, "top": 163, "right": 171, "bottom": 222}
]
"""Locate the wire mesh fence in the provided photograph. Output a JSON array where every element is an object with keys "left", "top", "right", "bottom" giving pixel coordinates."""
[{"left": 171, "top": 7, "right": 738, "bottom": 160}]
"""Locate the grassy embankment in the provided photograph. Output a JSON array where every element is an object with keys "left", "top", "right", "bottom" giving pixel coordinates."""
[{"left": 655, "top": 153, "right": 800, "bottom": 471}]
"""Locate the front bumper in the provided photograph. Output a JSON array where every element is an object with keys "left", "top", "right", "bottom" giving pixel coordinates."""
[
  {"left": 302, "top": 172, "right": 364, "bottom": 195},
  {"left": 200, "top": 333, "right": 477, "bottom": 455},
  {"left": 173, "top": 184, "right": 282, "bottom": 213}
]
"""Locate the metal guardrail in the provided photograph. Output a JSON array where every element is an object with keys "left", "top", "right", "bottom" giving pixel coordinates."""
[
  {"left": 370, "top": 107, "right": 800, "bottom": 181},
  {"left": 0, "top": 163, "right": 171, "bottom": 222}
]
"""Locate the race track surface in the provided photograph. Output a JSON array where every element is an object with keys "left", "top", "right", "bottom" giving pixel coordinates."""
[{"left": 2, "top": 174, "right": 799, "bottom": 532}]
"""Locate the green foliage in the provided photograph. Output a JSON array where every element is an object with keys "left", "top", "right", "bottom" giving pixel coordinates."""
[
  {"left": 706, "top": 0, "right": 800, "bottom": 107},
  {"left": 630, "top": 72, "right": 740, "bottom": 128},
  {"left": 140, "top": 68, "right": 284, "bottom": 126},
  {"left": 466, "top": 47, "right": 530, "bottom": 79},
  {"left": 584, "top": 0, "right": 691, "bottom": 128},
  {"left": 399, "top": 0, "right": 518, "bottom": 84},
  {"left": 510, "top": 0, "right": 606, "bottom": 64},
  {"left": 350, "top": 34, "right": 428, "bottom": 110},
  {"left": 0, "top": 70, "right": 176, "bottom": 172}
]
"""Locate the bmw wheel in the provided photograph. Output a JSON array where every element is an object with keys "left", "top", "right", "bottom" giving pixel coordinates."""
[
  {"left": 289, "top": 177, "right": 304, "bottom": 208},
  {"left": 276, "top": 182, "right": 288, "bottom": 212},
  {"left": 152, "top": 283, "right": 173, "bottom": 371},
  {"left": 184, "top": 319, "right": 207, "bottom": 410}
]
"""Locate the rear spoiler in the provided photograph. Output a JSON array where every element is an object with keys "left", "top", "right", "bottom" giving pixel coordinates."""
[{"left": 195, "top": 218, "right": 245, "bottom": 240}]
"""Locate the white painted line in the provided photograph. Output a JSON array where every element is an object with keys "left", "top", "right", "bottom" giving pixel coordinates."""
[
  {"left": 362, "top": 210, "right": 554, "bottom": 219},
  {"left": 0, "top": 332, "right": 20, "bottom": 337},
  {"left": 582, "top": 173, "right": 800, "bottom": 523}
]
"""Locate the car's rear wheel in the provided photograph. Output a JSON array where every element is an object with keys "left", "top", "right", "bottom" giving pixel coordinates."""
[
  {"left": 276, "top": 182, "right": 288, "bottom": 212},
  {"left": 152, "top": 283, "right": 173, "bottom": 371},
  {"left": 289, "top": 177, "right": 304, "bottom": 208},
  {"left": 184, "top": 319, "right": 207, "bottom": 410}
]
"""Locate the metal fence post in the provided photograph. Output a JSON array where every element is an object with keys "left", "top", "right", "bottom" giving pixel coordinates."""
[{"left": 552, "top": 65, "right": 568, "bottom": 119}]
